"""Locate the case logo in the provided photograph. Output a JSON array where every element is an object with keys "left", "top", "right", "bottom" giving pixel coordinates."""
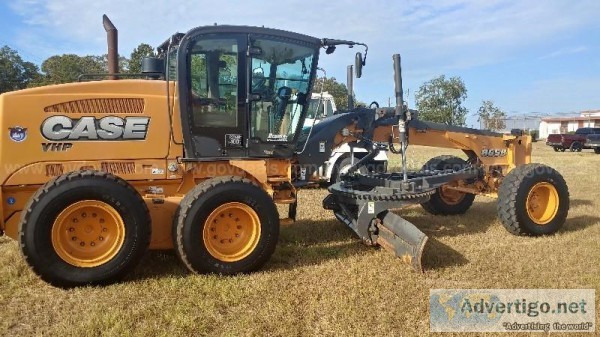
[
  {"left": 41, "top": 116, "right": 150, "bottom": 141},
  {"left": 9, "top": 126, "right": 28, "bottom": 142}
]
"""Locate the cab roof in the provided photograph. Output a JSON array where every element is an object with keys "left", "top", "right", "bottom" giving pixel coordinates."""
[{"left": 158, "top": 25, "right": 322, "bottom": 54}]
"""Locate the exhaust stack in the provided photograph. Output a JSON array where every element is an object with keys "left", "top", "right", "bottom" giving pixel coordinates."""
[
  {"left": 102, "top": 14, "right": 118, "bottom": 79},
  {"left": 347, "top": 65, "right": 354, "bottom": 110}
]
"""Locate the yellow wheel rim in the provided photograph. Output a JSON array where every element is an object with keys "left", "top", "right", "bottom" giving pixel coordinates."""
[
  {"left": 526, "top": 182, "right": 559, "bottom": 225},
  {"left": 439, "top": 185, "right": 466, "bottom": 205},
  {"left": 202, "top": 202, "right": 261, "bottom": 262},
  {"left": 51, "top": 200, "right": 125, "bottom": 267}
]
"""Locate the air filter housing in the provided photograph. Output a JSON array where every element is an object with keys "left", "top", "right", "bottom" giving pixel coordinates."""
[{"left": 141, "top": 57, "right": 164, "bottom": 78}]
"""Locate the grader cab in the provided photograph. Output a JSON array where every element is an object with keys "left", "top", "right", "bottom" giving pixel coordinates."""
[{"left": 0, "top": 17, "right": 569, "bottom": 287}]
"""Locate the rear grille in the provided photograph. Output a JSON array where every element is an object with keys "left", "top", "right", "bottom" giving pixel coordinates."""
[
  {"left": 44, "top": 98, "right": 144, "bottom": 114},
  {"left": 101, "top": 162, "right": 136, "bottom": 175}
]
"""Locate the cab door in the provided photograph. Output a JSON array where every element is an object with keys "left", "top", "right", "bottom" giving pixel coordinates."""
[{"left": 179, "top": 34, "right": 247, "bottom": 158}]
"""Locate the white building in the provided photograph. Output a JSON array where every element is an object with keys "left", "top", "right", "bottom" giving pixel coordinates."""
[{"left": 539, "top": 110, "right": 600, "bottom": 139}]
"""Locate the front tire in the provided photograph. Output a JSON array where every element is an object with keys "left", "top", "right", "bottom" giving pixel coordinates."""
[
  {"left": 594, "top": 148, "right": 600, "bottom": 154},
  {"left": 497, "top": 164, "right": 569, "bottom": 235},
  {"left": 19, "top": 171, "right": 151, "bottom": 287},
  {"left": 570, "top": 142, "right": 582, "bottom": 152},
  {"left": 173, "top": 176, "right": 279, "bottom": 275},
  {"left": 331, "top": 156, "right": 367, "bottom": 183},
  {"left": 420, "top": 156, "right": 475, "bottom": 215}
]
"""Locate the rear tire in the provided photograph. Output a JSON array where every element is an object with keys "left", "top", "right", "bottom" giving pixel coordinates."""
[
  {"left": 420, "top": 156, "right": 475, "bottom": 215},
  {"left": 19, "top": 171, "right": 151, "bottom": 287},
  {"left": 570, "top": 142, "right": 582, "bottom": 152},
  {"left": 594, "top": 148, "right": 600, "bottom": 154},
  {"left": 497, "top": 164, "right": 569, "bottom": 236},
  {"left": 173, "top": 176, "right": 279, "bottom": 275}
]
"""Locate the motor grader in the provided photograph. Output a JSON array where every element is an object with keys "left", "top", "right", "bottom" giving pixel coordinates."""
[{"left": 0, "top": 17, "right": 569, "bottom": 287}]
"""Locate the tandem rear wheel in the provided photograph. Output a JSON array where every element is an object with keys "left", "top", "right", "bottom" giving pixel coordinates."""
[
  {"left": 173, "top": 176, "right": 279, "bottom": 275},
  {"left": 497, "top": 163, "right": 569, "bottom": 235},
  {"left": 19, "top": 171, "right": 151, "bottom": 288}
]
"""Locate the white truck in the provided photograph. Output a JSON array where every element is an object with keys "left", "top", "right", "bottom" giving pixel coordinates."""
[{"left": 303, "top": 92, "right": 388, "bottom": 183}]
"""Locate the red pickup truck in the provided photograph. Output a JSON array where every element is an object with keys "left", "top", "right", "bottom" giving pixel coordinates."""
[{"left": 546, "top": 127, "right": 600, "bottom": 152}]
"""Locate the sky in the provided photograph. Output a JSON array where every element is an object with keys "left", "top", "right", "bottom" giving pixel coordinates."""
[{"left": 1, "top": 0, "right": 599, "bottom": 127}]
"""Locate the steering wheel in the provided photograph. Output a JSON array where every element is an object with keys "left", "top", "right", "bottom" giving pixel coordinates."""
[{"left": 369, "top": 101, "right": 380, "bottom": 109}]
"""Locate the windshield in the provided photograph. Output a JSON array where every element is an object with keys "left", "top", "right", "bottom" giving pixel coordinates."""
[
  {"left": 306, "top": 98, "right": 324, "bottom": 120},
  {"left": 249, "top": 38, "right": 315, "bottom": 142}
]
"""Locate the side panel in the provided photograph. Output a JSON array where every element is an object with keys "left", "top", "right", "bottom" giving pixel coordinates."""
[{"left": 0, "top": 80, "right": 171, "bottom": 185}]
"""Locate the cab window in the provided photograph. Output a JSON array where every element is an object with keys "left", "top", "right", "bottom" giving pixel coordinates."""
[{"left": 188, "top": 38, "right": 239, "bottom": 128}]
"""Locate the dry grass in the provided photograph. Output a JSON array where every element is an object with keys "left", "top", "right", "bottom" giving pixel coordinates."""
[{"left": 1, "top": 143, "right": 599, "bottom": 336}]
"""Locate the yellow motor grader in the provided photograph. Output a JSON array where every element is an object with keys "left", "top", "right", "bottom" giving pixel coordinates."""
[{"left": 0, "top": 16, "right": 569, "bottom": 287}]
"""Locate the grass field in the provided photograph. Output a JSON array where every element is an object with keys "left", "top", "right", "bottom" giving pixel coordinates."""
[{"left": 1, "top": 142, "right": 599, "bottom": 336}]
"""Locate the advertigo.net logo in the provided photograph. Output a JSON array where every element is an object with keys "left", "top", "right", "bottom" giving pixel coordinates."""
[{"left": 430, "top": 289, "right": 595, "bottom": 333}]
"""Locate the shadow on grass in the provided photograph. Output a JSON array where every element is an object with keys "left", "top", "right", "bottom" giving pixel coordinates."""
[
  {"left": 422, "top": 238, "right": 469, "bottom": 270},
  {"left": 128, "top": 203, "right": 594, "bottom": 281},
  {"left": 127, "top": 219, "right": 370, "bottom": 281},
  {"left": 127, "top": 250, "right": 188, "bottom": 281},
  {"left": 562, "top": 215, "right": 600, "bottom": 233},
  {"left": 127, "top": 204, "right": 489, "bottom": 280},
  {"left": 399, "top": 200, "right": 499, "bottom": 239},
  {"left": 570, "top": 199, "right": 594, "bottom": 208},
  {"left": 268, "top": 219, "right": 372, "bottom": 271}
]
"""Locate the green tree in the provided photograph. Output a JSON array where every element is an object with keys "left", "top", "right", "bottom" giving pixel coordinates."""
[
  {"left": 128, "top": 43, "right": 155, "bottom": 74},
  {"left": 97, "top": 54, "right": 130, "bottom": 73},
  {"left": 477, "top": 100, "right": 506, "bottom": 131},
  {"left": 33, "top": 54, "right": 105, "bottom": 86},
  {"left": 415, "top": 75, "right": 468, "bottom": 126},
  {"left": 314, "top": 77, "right": 350, "bottom": 111},
  {"left": 0, "top": 46, "right": 40, "bottom": 93}
]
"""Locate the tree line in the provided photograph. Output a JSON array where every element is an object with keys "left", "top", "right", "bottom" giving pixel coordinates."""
[
  {"left": 317, "top": 74, "right": 507, "bottom": 131},
  {"left": 1, "top": 44, "right": 507, "bottom": 131},
  {"left": 0, "top": 43, "right": 155, "bottom": 93}
]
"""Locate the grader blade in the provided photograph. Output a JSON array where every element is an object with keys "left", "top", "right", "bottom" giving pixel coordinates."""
[
  {"left": 324, "top": 189, "right": 431, "bottom": 272},
  {"left": 375, "top": 210, "right": 428, "bottom": 272}
]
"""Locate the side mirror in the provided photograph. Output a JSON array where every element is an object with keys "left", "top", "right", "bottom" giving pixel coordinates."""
[
  {"left": 277, "top": 86, "right": 292, "bottom": 100},
  {"left": 355, "top": 52, "right": 363, "bottom": 78}
]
